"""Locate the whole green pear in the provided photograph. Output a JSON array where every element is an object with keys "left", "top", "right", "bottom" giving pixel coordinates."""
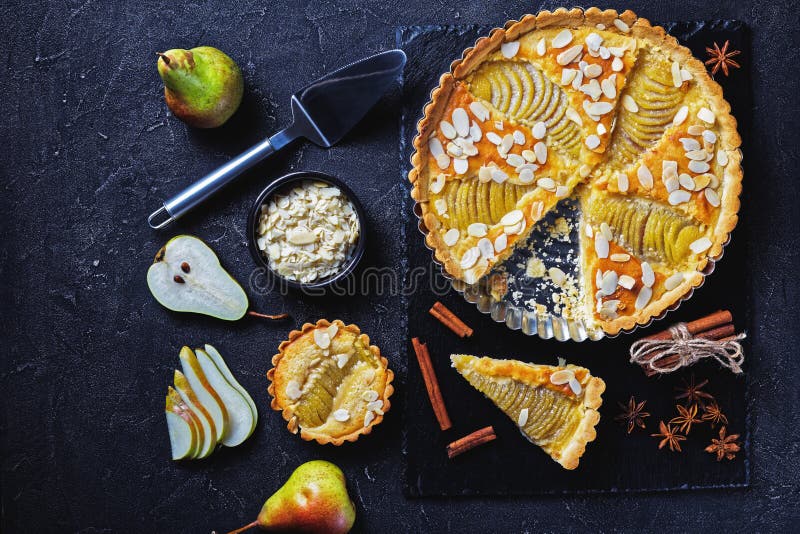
[
  {"left": 156, "top": 46, "right": 243, "bottom": 128},
  {"left": 226, "top": 460, "right": 356, "bottom": 534}
]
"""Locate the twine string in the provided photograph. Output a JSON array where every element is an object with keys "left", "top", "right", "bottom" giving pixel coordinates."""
[{"left": 629, "top": 322, "right": 746, "bottom": 374}]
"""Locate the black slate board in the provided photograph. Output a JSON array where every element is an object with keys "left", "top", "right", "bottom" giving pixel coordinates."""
[{"left": 399, "top": 21, "right": 752, "bottom": 497}]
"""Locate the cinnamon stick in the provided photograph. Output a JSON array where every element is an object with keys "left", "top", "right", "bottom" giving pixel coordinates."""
[
  {"left": 429, "top": 301, "right": 473, "bottom": 337},
  {"left": 247, "top": 310, "right": 289, "bottom": 320},
  {"left": 412, "top": 337, "right": 452, "bottom": 430},
  {"left": 642, "top": 310, "right": 732, "bottom": 341},
  {"left": 447, "top": 426, "right": 496, "bottom": 459}
]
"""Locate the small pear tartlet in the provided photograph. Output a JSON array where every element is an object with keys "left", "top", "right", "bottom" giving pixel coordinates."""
[{"left": 268, "top": 319, "right": 394, "bottom": 445}]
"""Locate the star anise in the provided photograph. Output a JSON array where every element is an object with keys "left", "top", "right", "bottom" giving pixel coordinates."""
[
  {"left": 669, "top": 403, "right": 702, "bottom": 434},
  {"left": 701, "top": 401, "right": 729, "bottom": 428},
  {"left": 705, "top": 426, "right": 741, "bottom": 461},
  {"left": 651, "top": 421, "right": 686, "bottom": 452},
  {"left": 705, "top": 40, "right": 741, "bottom": 77},
  {"left": 674, "top": 374, "right": 714, "bottom": 408},
  {"left": 615, "top": 396, "right": 650, "bottom": 434}
]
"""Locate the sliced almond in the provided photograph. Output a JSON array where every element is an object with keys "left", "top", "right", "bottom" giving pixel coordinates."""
[
  {"left": 616, "top": 173, "right": 629, "bottom": 193},
  {"left": 613, "top": 18, "right": 630, "bottom": 32},
  {"left": 494, "top": 233, "right": 508, "bottom": 253},
  {"left": 286, "top": 380, "right": 302, "bottom": 400},
  {"left": 671, "top": 61, "right": 683, "bottom": 88},
  {"left": 552, "top": 29, "right": 573, "bottom": 49},
  {"left": 430, "top": 173, "right": 446, "bottom": 194},
  {"left": 556, "top": 44, "right": 583, "bottom": 65},
  {"left": 460, "top": 247, "right": 480, "bottom": 269},
  {"left": 568, "top": 378, "right": 582, "bottom": 395},
  {"left": 313, "top": 329, "right": 331, "bottom": 349},
  {"left": 536, "top": 177, "right": 556, "bottom": 191},
  {"left": 610, "top": 253, "right": 631, "bottom": 263},
  {"left": 428, "top": 137, "right": 444, "bottom": 158},
  {"left": 532, "top": 121, "right": 547, "bottom": 140},
  {"left": 518, "top": 167, "right": 535, "bottom": 184},
  {"left": 622, "top": 94, "right": 639, "bottom": 113},
  {"left": 517, "top": 408, "right": 529, "bottom": 427},
  {"left": 668, "top": 190, "right": 691, "bottom": 205},
  {"left": 443, "top": 228, "right": 459, "bottom": 246},
  {"left": 362, "top": 390, "right": 379, "bottom": 402},
  {"left": 548, "top": 267, "right": 567, "bottom": 285},
  {"left": 501, "top": 41, "right": 520, "bottom": 58},
  {"left": 595, "top": 234, "right": 609, "bottom": 259},
  {"left": 500, "top": 209, "right": 523, "bottom": 226},
  {"left": 469, "top": 101, "right": 489, "bottom": 122},
  {"left": 533, "top": 141, "right": 547, "bottom": 164},
  {"left": 688, "top": 160, "right": 710, "bottom": 174},
  {"left": 698, "top": 107, "right": 715, "bottom": 124},
  {"left": 618, "top": 274, "right": 636, "bottom": 290},
  {"left": 453, "top": 157, "right": 468, "bottom": 175},
  {"left": 332, "top": 408, "right": 350, "bottom": 422},
  {"left": 637, "top": 165, "right": 653, "bottom": 189},
  {"left": 664, "top": 273, "right": 684, "bottom": 291},
  {"left": 550, "top": 369, "right": 574, "bottom": 385},
  {"left": 585, "top": 134, "right": 601, "bottom": 149},
  {"left": 439, "top": 120, "right": 456, "bottom": 139},
  {"left": 641, "top": 262, "right": 655, "bottom": 288},
  {"left": 536, "top": 37, "right": 546, "bottom": 56},
  {"left": 704, "top": 188, "right": 721, "bottom": 207},
  {"left": 635, "top": 286, "right": 652, "bottom": 310},
  {"left": 689, "top": 237, "right": 712, "bottom": 254},
  {"left": 673, "top": 105, "right": 689, "bottom": 127},
  {"left": 611, "top": 57, "right": 623, "bottom": 71},
  {"left": 467, "top": 222, "right": 487, "bottom": 237}
]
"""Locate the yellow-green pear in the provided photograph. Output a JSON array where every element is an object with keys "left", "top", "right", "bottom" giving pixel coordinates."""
[
  {"left": 226, "top": 460, "right": 356, "bottom": 534},
  {"left": 156, "top": 46, "right": 243, "bottom": 128}
]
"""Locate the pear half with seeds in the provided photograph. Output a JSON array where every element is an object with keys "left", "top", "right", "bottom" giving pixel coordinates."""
[{"left": 147, "top": 235, "right": 248, "bottom": 321}]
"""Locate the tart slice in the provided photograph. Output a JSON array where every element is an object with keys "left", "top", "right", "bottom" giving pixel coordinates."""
[
  {"left": 451, "top": 354, "right": 604, "bottom": 469},
  {"left": 268, "top": 319, "right": 394, "bottom": 445}
]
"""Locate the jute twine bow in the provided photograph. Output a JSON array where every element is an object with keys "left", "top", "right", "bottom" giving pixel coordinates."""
[{"left": 629, "top": 322, "right": 746, "bottom": 374}]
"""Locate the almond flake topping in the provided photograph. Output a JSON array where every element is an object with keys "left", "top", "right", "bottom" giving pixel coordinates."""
[
  {"left": 704, "top": 188, "right": 721, "bottom": 207},
  {"left": 611, "top": 57, "right": 623, "bottom": 72},
  {"left": 586, "top": 32, "right": 603, "bottom": 51},
  {"left": 597, "top": 123, "right": 607, "bottom": 136},
  {"left": 568, "top": 378, "right": 582, "bottom": 396},
  {"left": 537, "top": 177, "right": 556, "bottom": 191},
  {"left": 331, "top": 408, "right": 350, "bottom": 422},
  {"left": 500, "top": 209, "right": 523, "bottom": 226},
  {"left": 635, "top": 286, "right": 652, "bottom": 310},
  {"left": 532, "top": 121, "right": 547, "bottom": 140},
  {"left": 451, "top": 108, "right": 469, "bottom": 137},
  {"left": 513, "top": 130, "right": 526, "bottom": 145},
  {"left": 501, "top": 41, "right": 520, "bottom": 58},
  {"left": 671, "top": 61, "right": 683, "bottom": 88},
  {"left": 668, "top": 190, "right": 691, "bottom": 205},
  {"left": 552, "top": 29, "right": 573, "bottom": 48},
  {"left": 550, "top": 369, "right": 574, "bottom": 385},
  {"left": 460, "top": 247, "right": 480, "bottom": 269},
  {"left": 673, "top": 105, "right": 689, "bottom": 126},
  {"left": 600, "top": 222, "right": 613, "bottom": 241},
  {"left": 517, "top": 408, "right": 529, "bottom": 427},
  {"left": 434, "top": 198, "right": 447, "bottom": 215},
  {"left": 561, "top": 68, "right": 578, "bottom": 85},
  {"left": 435, "top": 153, "right": 450, "bottom": 170},
  {"left": 618, "top": 274, "right": 636, "bottom": 289},
  {"left": 679, "top": 174, "right": 696, "bottom": 191},
  {"left": 595, "top": 234, "right": 609, "bottom": 259},
  {"left": 664, "top": 176, "right": 679, "bottom": 193},
  {"left": 439, "top": 120, "right": 456, "bottom": 139},
  {"left": 680, "top": 137, "right": 701, "bottom": 151},
  {"left": 617, "top": 173, "right": 629, "bottom": 193},
  {"left": 479, "top": 238, "right": 496, "bottom": 259},
  {"left": 703, "top": 130, "right": 717, "bottom": 144},
  {"left": 536, "top": 37, "right": 546, "bottom": 56},
  {"left": 622, "top": 94, "right": 639, "bottom": 113},
  {"left": 637, "top": 165, "right": 654, "bottom": 189},
  {"left": 443, "top": 228, "right": 460, "bottom": 246},
  {"left": 690, "top": 237, "right": 712, "bottom": 254},
  {"left": 641, "top": 262, "right": 655, "bottom": 288},
  {"left": 453, "top": 157, "right": 468, "bottom": 175},
  {"left": 486, "top": 132, "right": 502, "bottom": 145},
  {"left": 494, "top": 233, "right": 508, "bottom": 253},
  {"left": 286, "top": 380, "right": 302, "bottom": 400},
  {"left": 586, "top": 102, "right": 614, "bottom": 115},
  {"left": 601, "top": 77, "right": 617, "bottom": 99},
  {"left": 611, "top": 253, "right": 631, "bottom": 263},
  {"left": 584, "top": 63, "right": 603, "bottom": 79},
  {"left": 555, "top": 185, "right": 569, "bottom": 198},
  {"left": 698, "top": 107, "right": 716, "bottom": 124},
  {"left": 467, "top": 222, "right": 487, "bottom": 237},
  {"left": 585, "top": 134, "right": 601, "bottom": 149},
  {"left": 717, "top": 149, "right": 729, "bottom": 166},
  {"left": 548, "top": 267, "right": 567, "bottom": 285},
  {"left": 313, "top": 329, "right": 331, "bottom": 349},
  {"left": 491, "top": 169, "right": 509, "bottom": 184},
  {"left": 533, "top": 141, "right": 547, "bottom": 164},
  {"left": 469, "top": 101, "right": 490, "bottom": 122},
  {"left": 518, "top": 167, "right": 534, "bottom": 184},
  {"left": 506, "top": 154, "right": 525, "bottom": 168},
  {"left": 362, "top": 390, "right": 379, "bottom": 402},
  {"left": 688, "top": 160, "right": 710, "bottom": 174},
  {"left": 600, "top": 270, "right": 618, "bottom": 295},
  {"left": 334, "top": 352, "right": 351, "bottom": 369},
  {"left": 687, "top": 124, "right": 705, "bottom": 136},
  {"left": 664, "top": 272, "right": 684, "bottom": 291},
  {"left": 478, "top": 165, "right": 492, "bottom": 183},
  {"left": 428, "top": 137, "right": 444, "bottom": 158},
  {"left": 363, "top": 410, "right": 376, "bottom": 427},
  {"left": 566, "top": 108, "right": 583, "bottom": 126},
  {"left": 613, "top": 18, "right": 631, "bottom": 32},
  {"left": 557, "top": 44, "right": 583, "bottom": 66}
]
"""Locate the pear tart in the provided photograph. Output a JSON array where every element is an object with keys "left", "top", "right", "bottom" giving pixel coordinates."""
[
  {"left": 451, "top": 354, "right": 605, "bottom": 469},
  {"left": 268, "top": 320, "right": 394, "bottom": 445},
  {"left": 409, "top": 8, "right": 742, "bottom": 334}
]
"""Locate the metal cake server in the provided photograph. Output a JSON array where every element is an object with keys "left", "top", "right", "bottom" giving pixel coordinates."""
[{"left": 148, "top": 49, "right": 407, "bottom": 229}]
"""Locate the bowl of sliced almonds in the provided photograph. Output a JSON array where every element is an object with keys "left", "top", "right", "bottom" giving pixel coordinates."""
[{"left": 248, "top": 171, "right": 366, "bottom": 290}]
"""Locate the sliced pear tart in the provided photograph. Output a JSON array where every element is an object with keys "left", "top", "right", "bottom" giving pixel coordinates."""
[
  {"left": 268, "top": 319, "right": 394, "bottom": 445},
  {"left": 451, "top": 354, "right": 605, "bottom": 469},
  {"left": 409, "top": 7, "right": 742, "bottom": 334}
]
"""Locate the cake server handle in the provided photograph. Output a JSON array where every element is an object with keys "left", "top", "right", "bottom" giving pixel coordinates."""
[{"left": 147, "top": 125, "right": 299, "bottom": 229}]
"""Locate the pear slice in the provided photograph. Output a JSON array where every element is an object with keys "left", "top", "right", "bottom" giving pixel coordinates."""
[
  {"left": 203, "top": 344, "right": 258, "bottom": 420},
  {"left": 147, "top": 235, "right": 248, "bottom": 321},
  {"left": 196, "top": 348, "right": 256, "bottom": 447},
  {"left": 179, "top": 347, "right": 229, "bottom": 442},
  {"left": 173, "top": 370, "right": 217, "bottom": 458},
  {"left": 165, "top": 388, "right": 199, "bottom": 460}
]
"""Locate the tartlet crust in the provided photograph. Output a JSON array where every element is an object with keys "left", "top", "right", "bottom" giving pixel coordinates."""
[
  {"left": 267, "top": 319, "right": 395, "bottom": 446},
  {"left": 408, "top": 7, "right": 743, "bottom": 335},
  {"left": 451, "top": 355, "right": 605, "bottom": 470}
]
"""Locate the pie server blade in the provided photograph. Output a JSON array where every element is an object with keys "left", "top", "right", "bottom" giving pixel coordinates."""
[{"left": 148, "top": 49, "right": 407, "bottom": 229}]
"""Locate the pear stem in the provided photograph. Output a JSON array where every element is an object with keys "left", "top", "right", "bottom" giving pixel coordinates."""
[
  {"left": 247, "top": 310, "right": 289, "bottom": 320},
  {"left": 225, "top": 520, "right": 259, "bottom": 534},
  {"left": 156, "top": 52, "right": 170, "bottom": 66}
]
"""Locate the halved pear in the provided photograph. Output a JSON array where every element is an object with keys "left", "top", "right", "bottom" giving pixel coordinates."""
[
  {"left": 165, "top": 388, "right": 199, "bottom": 460},
  {"left": 146, "top": 235, "right": 248, "bottom": 321},
  {"left": 196, "top": 347, "right": 256, "bottom": 447},
  {"left": 173, "top": 370, "right": 217, "bottom": 458},
  {"left": 179, "top": 347, "right": 229, "bottom": 442},
  {"left": 203, "top": 344, "right": 258, "bottom": 420}
]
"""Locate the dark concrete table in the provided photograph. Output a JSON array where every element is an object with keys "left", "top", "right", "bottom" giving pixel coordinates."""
[{"left": 2, "top": 1, "right": 798, "bottom": 532}]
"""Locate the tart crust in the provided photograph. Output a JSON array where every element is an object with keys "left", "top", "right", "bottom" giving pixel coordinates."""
[
  {"left": 408, "top": 7, "right": 743, "bottom": 335},
  {"left": 451, "top": 354, "right": 605, "bottom": 469},
  {"left": 267, "top": 319, "right": 394, "bottom": 445}
]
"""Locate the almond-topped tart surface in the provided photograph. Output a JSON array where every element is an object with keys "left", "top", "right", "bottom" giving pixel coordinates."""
[
  {"left": 451, "top": 355, "right": 605, "bottom": 469},
  {"left": 268, "top": 319, "right": 394, "bottom": 445},
  {"left": 409, "top": 7, "right": 742, "bottom": 335}
]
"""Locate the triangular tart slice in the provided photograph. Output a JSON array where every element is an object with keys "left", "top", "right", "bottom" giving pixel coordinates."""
[{"left": 451, "top": 354, "right": 605, "bottom": 469}]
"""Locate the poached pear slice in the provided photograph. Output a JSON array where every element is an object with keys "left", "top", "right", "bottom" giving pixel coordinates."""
[
  {"left": 179, "top": 347, "right": 229, "bottom": 443},
  {"left": 174, "top": 370, "right": 217, "bottom": 458},
  {"left": 165, "top": 387, "right": 200, "bottom": 460},
  {"left": 203, "top": 344, "right": 258, "bottom": 420},
  {"left": 196, "top": 348, "right": 256, "bottom": 447},
  {"left": 147, "top": 235, "right": 248, "bottom": 321}
]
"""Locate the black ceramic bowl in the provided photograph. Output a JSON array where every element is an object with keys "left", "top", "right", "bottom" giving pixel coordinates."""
[{"left": 247, "top": 171, "right": 367, "bottom": 290}]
